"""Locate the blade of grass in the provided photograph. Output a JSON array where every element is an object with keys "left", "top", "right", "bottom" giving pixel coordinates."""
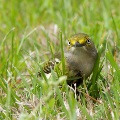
[
  {"left": 38, "top": 64, "right": 48, "bottom": 85},
  {"left": 78, "top": 103, "right": 93, "bottom": 120},
  {"left": 0, "top": 75, "right": 20, "bottom": 101},
  {"left": 89, "top": 44, "right": 105, "bottom": 97},
  {"left": 56, "top": 86, "right": 69, "bottom": 118},
  {"left": 60, "top": 31, "right": 65, "bottom": 75},
  {"left": 106, "top": 50, "right": 120, "bottom": 79},
  {"left": 42, "top": 29, "right": 54, "bottom": 59},
  {"left": 17, "top": 27, "right": 37, "bottom": 54},
  {"left": 13, "top": 66, "right": 31, "bottom": 91},
  {"left": 0, "top": 27, "right": 15, "bottom": 47},
  {"left": 6, "top": 84, "right": 11, "bottom": 119}
]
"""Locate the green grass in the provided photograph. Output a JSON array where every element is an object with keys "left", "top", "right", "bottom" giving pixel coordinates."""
[{"left": 0, "top": 0, "right": 120, "bottom": 119}]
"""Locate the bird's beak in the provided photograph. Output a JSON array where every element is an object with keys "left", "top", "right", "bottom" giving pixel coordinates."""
[{"left": 75, "top": 41, "right": 85, "bottom": 47}]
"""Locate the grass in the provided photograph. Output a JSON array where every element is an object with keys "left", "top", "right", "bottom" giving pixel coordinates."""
[{"left": 0, "top": 0, "right": 120, "bottom": 119}]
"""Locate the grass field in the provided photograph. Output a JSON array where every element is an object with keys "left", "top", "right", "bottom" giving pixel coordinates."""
[{"left": 0, "top": 0, "right": 120, "bottom": 120}]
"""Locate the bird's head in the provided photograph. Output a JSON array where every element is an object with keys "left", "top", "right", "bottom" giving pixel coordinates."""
[
  {"left": 67, "top": 33, "right": 97, "bottom": 53},
  {"left": 68, "top": 33, "right": 92, "bottom": 47}
]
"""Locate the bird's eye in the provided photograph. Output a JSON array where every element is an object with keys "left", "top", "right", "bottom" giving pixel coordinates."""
[
  {"left": 87, "top": 39, "right": 91, "bottom": 44},
  {"left": 68, "top": 41, "right": 71, "bottom": 46}
]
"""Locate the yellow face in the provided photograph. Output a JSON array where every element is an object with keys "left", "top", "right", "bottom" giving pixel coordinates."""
[{"left": 67, "top": 33, "right": 92, "bottom": 48}]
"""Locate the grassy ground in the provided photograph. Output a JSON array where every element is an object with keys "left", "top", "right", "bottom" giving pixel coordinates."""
[{"left": 0, "top": 0, "right": 120, "bottom": 120}]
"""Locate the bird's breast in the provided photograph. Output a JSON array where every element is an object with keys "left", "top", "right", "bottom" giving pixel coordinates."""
[{"left": 64, "top": 48, "right": 95, "bottom": 78}]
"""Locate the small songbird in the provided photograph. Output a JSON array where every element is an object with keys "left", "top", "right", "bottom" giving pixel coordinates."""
[{"left": 38, "top": 33, "right": 98, "bottom": 87}]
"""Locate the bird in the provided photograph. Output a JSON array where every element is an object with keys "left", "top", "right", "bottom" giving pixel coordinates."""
[{"left": 38, "top": 33, "right": 98, "bottom": 87}]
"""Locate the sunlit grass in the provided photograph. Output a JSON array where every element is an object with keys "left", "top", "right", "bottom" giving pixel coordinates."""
[{"left": 0, "top": 0, "right": 120, "bottom": 119}]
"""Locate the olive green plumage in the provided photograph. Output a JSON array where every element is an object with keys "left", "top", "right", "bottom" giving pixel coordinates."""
[{"left": 39, "top": 33, "right": 97, "bottom": 87}]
